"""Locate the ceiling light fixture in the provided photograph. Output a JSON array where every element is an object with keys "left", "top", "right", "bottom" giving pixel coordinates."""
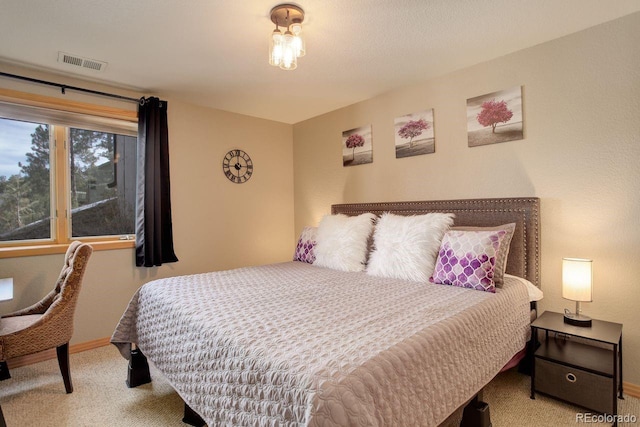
[{"left": 269, "top": 4, "right": 305, "bottom": 71}]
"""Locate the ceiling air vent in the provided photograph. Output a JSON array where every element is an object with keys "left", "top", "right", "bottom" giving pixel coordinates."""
[{"left": 57, "top": 51, "right": 107, "bottom": 72}]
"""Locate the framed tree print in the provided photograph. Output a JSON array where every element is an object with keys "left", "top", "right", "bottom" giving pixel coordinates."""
[
  {"left": 467, "top": 86, "right": 523, "bottom": 147},
  {"left": 342, "top": 125, "right": 373, "bottom": 167},
  {"left": 394, "top": 109, "right": 435, "bottom": 158}
]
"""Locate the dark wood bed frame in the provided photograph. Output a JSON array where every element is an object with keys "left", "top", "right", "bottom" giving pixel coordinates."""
[{"left": 127, "top": 197, "right": 541, "bottom": 427}]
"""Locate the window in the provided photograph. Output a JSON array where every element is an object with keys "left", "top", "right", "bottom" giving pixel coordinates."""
[
  {"left": 68, "top": 127, "right": 136, "bottom": 238},
  {"left": 0, "top": 96, "right": 137, "bottom": 256},
  {"left": 0, "top": 118, "right": 51, "bottom": 241}
]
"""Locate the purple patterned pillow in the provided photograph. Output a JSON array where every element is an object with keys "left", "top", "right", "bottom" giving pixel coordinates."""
[
  {"left": 429, "top": 230, "right": 508, "bottom": 293},
  {"left": 293, "top": 226, "right": 317, "bottom": 264},
  {"left": 452, "top": 223, "right": 516, "bottom": 287}
]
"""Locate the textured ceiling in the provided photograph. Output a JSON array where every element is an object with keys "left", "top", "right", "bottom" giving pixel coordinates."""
[{"left": 1, "top": 0, "right": 639, "bottom": 124}]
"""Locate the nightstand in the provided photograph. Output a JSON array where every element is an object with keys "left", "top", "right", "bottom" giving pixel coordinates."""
[{"left": 530, "top": 311, "right": 623, "bottom": 420}]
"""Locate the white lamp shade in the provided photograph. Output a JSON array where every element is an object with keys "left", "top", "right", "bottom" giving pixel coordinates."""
[
  {"left": 0, "top": 278, "right": 13, "bottom": 302},
  {"left": 562, "top": 258, "right": 592, "bottom": 302}
]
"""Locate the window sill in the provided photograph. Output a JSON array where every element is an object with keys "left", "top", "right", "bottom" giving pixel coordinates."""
[{"left": 0, "top": 240, "right": 135, "bottom": 259}]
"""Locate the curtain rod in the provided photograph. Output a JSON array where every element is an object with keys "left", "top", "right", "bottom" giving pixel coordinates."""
[{"left": 0, "top": 71, "right": 141, "bottom": 103}]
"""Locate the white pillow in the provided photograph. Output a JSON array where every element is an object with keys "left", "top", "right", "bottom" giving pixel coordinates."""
[
  {"left": 367, "top": 212, "right": 455, "bottom": 282},
  {"left": 314, "top": 213, "right": 376, "bottom": 272},
  {"left": 504, "top": 274, "right": 544, "bottom": 302}
]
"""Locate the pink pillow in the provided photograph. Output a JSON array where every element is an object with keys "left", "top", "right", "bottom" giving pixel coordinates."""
[{"left": 430, "top": 230, "right": 509, "bottom": 293}]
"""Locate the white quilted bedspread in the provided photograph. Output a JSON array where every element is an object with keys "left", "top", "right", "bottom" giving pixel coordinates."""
[{"left": 111, "top": 262, "right": 530, "bottom": 426}]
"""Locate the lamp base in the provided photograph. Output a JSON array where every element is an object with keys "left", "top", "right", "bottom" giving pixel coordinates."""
[{"left": 563, "top": 312, "right": 592, "bottom": 327}]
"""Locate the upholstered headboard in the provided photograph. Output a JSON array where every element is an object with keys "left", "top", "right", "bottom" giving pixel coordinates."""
[{"left": 331, "top": 197, "right": 541, "bottom": 288}]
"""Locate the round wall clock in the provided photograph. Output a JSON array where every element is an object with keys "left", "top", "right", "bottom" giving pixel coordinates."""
[{"left": 222, "top": 149, "right": 253, "bottom": 183}]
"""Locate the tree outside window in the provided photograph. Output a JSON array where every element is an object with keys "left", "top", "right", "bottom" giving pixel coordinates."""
[{"left": 0, "top": 117, "right": 136, "bottom": 243}]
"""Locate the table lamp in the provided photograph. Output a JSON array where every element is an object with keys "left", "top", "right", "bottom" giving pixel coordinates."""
[{"left": 562, "top": 258, "right": 592, "bottom": 327}]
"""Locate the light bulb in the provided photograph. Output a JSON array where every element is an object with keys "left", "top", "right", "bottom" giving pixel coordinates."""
[
  {"left": 269, "top": 28, "right": 283, "bottom": 66},
  {"left": 291, "top": 23, "right": 305, "bottom": 57},
  {"left": 279, "top": 31, "right": 297, "bottom": 70}
]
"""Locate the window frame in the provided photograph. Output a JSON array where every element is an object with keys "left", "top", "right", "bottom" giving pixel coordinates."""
[{"left": 0, "top": 88, "right": 138, "bottom": 259}]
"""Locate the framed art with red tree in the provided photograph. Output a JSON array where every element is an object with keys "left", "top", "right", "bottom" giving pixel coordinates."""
[
  {"left": 342, "top": 125, "right": 373, "bottom": 167},
  {"left": 466, "top": 86, "right": 523, "bottom": 147}
]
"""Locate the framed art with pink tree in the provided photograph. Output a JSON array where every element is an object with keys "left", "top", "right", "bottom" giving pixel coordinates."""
[
  {"left": 394, "top": 109, "right": 435, "bottom": 158},
  {"left": 467, "top": 86, "right": 523, "bottom": 147},
  {"left": 342, "top": 125, "right": 372, "bottom": 166}
]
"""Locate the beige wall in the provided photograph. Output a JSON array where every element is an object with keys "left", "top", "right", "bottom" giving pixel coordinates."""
[
  {"left": 293, "top": 13, "right": 640, "bottom": 383},
  {"left": 1, "top": 12, "right": 639, "bottom": 386},
  {"left": 0, "top": 64, "right": 294, "bottom": 344}
]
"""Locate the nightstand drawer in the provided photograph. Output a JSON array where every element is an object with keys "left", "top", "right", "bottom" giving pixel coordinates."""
[{"left": 535, "top": 358, "right": 613, "bottom": 414}]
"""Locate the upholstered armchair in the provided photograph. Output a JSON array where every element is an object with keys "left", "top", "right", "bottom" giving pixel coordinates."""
[{"left": 0, "top": 241, "right": 93, "bottom": 393}]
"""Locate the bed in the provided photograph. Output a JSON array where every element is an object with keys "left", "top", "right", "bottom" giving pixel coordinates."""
[{"left": 111, "top": 197, "right": 540, "bottom": 426}]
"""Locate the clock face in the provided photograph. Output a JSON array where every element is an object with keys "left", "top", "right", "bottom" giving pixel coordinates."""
[{"left": 222, "top": 149, "right": 253, "bottom": 184}]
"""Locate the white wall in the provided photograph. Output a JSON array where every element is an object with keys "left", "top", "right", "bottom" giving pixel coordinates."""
[{"left": 293, "top": 13, "right": 640, "bottom": 383}]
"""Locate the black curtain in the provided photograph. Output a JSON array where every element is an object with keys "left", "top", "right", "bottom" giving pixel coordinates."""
[{"left": 135, "top": 97, "right": 178, "bottom": 267}]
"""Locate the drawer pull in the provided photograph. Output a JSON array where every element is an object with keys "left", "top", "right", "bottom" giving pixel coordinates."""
[{"left": 566, "top": 373, "right": 577, "bottom": 383}]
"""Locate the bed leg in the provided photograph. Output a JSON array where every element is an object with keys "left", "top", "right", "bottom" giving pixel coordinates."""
[
  {"left": 182, "top": 403, "right": 206, "bottom": 427},
  {"left": 126, "top": 347, "right": 152, "bottom": 388},
  {"left": 460, "top": 392, "right": 492, "bottom": 427},
  {"left": 0, "top": 362, "right": 10, "bottom": 380}
]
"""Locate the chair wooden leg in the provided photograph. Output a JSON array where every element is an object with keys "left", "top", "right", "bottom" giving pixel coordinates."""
[
  {"left": 0, "top": 361, "right": 10, "bottom": 381},
  {"left": 56, "top": 343, "right": 73, "bottom": 393},
  {"left": 0, "top": 404, "right": 6, "bottom": 427}
]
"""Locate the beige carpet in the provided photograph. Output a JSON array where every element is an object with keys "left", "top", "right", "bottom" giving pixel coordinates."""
[{"left": 0, "top": 345, "right": 638, "bottom": 426}]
